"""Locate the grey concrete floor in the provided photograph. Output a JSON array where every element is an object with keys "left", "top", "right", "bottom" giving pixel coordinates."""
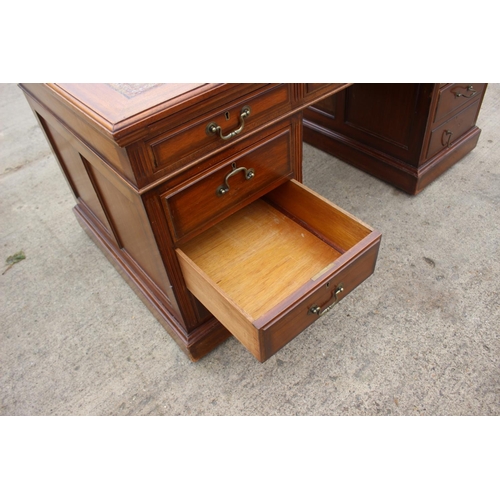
[{"left": 1, "top": 83, "right": 499, "bottom": 416}]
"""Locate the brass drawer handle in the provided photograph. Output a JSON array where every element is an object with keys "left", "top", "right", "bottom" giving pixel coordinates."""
[
  {"left": 216, "top": 162, "right": 255, "bottom": 196},
  {"left": 442, "top": 129, "right": 453, "bottom": 148},
  {"left": 309, "top": 283, "right": 344, "bottom": 317},
  {"left": 206, "top": 106, "right": 251, "bottom": 140},
  {"left": 454, "top": 85, "right": 477, "bottom": 99}
]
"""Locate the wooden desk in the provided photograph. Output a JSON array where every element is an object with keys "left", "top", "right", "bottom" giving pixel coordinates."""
[
  {"left": 19, "top": 83, "right": 382, "bottom": 362},
  {"left": 304, "top": 83, "right": 487, "bottom": 194}
]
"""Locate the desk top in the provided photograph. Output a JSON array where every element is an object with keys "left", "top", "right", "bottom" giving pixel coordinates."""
[
  {"left": 47, "top": 83, "right": 226, "bottom": 135},
  {"left": 20, "top": 83, "right": 350, "bottom": 147}
]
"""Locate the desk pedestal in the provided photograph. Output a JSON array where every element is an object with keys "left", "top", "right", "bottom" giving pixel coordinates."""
[{"left": 304, "top": 83, "right": 486, "bottom": 194}]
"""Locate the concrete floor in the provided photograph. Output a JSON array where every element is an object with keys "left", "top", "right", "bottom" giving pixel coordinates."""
[{"left": 1, "top": 83, "right": 499, "bottom": 416}]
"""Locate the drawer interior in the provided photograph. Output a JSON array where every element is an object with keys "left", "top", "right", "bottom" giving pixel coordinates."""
[
  {"left": 179, "top": 199, "right": 342, "bottom": 319},
  {"left": 176, "top": 180, "right": 379, "bottom": 360}
]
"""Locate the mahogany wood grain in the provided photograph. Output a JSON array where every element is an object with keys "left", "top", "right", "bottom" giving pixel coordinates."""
[
  {"left": 304, "top": 83, "right": 487, "bottom": 195},
  {"left": 20, "top": 83, "right": 373, "bottom": 362},
  {"left": 433, "top": 83, "right": 487, "bottom": 124},
  {"left": 84, "top": 159, "right": 175, "bottom": 300},
  {"left": 306, "top": 84, "right": 434, "bottom": 165},
  {"left": 52, "top": 83, "right": 265, "bottom": 145},
  {"left": 38, "top": 114, "right": 114, "bottom": 237},
  {"left": 29, "top": 95, "right": 179, "bottom": 309},
  {"left": 426, "top": 101, "right": 483, "bottom": 159},
  {"left": 148, "top": 84, "right": 292, "bottom": 175},
  {"left": 164, "top": 124, "right": 293, "bottom": 242},
  {"left": 304, "top": 121, "right": 420, "bottom": 194},
  {"left": 21, "top": 84, "right": 137, "bottom": 182}
]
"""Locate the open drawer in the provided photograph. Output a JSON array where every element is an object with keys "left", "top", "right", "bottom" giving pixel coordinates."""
[{"left": 176, "top": 180, "right": 381, "bottom": 362}]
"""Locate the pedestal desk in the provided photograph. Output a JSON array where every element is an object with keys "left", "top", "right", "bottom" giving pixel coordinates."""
[
  {"left": 304, "top": 83, "right": 487, "bottom": 194},
  {"left": 19, "top": 83, "right": 383, "bottom": 362}
]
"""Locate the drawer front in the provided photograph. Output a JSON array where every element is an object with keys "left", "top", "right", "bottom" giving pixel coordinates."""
[
  {"left": 427, "top": 101, "right": 482, "bottom": 159},
  {"left": 163, "top": 125, "right": 293, "bottom": 242},
  {"left": 262, "top": 238, "right": 380, "bottom": 360},
  {"left": 148, "top": 84, "right": 292, "bottom": 177},
  {"left": 434, "top": 83, "right": 486, "bottom": 124}
]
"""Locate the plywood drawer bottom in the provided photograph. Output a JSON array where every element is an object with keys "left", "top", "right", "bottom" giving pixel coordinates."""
[{"left": 176, "top": 180, "right": 381, "bottom": 362}]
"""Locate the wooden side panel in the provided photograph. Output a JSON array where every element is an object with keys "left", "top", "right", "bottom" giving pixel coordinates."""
[
  {"left": 85, "top": 160, "right": 175, "bottom": 305},
  {"left": 40, "top": 113, "right": 177, "bottom": 311},
  {"left": 305, "top": 84, "right": 435, "bottom": 166},
  {"left": 344, "top": 84, "right": 420, "bottom": 148},
  {"left": 176, "top": 247, "right": 261, "bottom": 359},
  {"left": 20, "top": 84, "right": 137, "bottom": 184},
  {"left": 39, "top": 115, "right": 114, "bottom": 237},
  {"left": 303, "top": 120, "right": 422, "bottom": 194}
]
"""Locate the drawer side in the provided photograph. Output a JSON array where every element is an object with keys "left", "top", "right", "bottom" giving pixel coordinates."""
[{"left": 176, "top": 247, "right": 262, "bottom": 359}]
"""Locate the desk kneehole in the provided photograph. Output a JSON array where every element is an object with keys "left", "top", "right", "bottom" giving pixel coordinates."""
[{"left": 176, "top": 180, "right": 381, "bottom": 362}]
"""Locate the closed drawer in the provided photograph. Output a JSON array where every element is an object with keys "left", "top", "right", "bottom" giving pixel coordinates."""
[
  {"left": 176, "top": 180, "right": 381, "bottom": 362},
  {"left": 427, "top": 101, "right": 482, "bottom": 159},
  {"left": 163, "top": 123, "right": 294, "bottom": 242},
  {"left": 434, "top": 83, "right": 486, "bottom": 124},
  {"left": 148, "top": 84, "right": 292, "bottom": 177}
]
